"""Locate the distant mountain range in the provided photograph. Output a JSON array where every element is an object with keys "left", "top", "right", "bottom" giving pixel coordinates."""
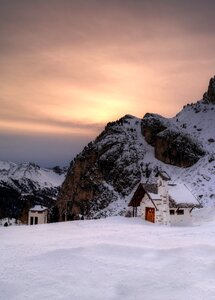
[
  {"left": 1, "top": 76, "right": 215, "bottom": 222},
  {"left": 57, "top": 76, "right": 215, "bottom": 220},
  {"left": 0, "top": 161, "right": 66, "bottom": 222}
]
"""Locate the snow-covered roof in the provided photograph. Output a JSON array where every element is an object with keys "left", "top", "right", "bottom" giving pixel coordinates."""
[
  {"left": 129, "top": 181, "right": 200, "bottom": 208},
  {"left": 168, "top": 183, "right": 200, "bottom": 207},
  {"left": 148, "top": 192, "right": 161, "bottom": 200},
  {"left": 29, "top": 205, "right": 48, "bottom": 212},
  {"left": 128, "top": 183, "right": 158, "bottom": 207}
]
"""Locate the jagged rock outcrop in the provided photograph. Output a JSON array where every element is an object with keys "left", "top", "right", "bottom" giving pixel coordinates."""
[
  {"left": 56, "top": 76, "right": 215, "bottom": 218},
  {"left": 57, "top": 115, "right": 145, "bottom": 220},
  {"left": 141, "top": 113, "right": 169, "bottom": 146},
  {"left": 203, "top": 76, "right": 215, "bottom": 103},
  {"left": 141, "top": 114, "right": 205, "bottom": 167},
  {"left": 155, "top": 129, "right": 204, "bottom": 167},
  {"left": 2, "top": 76, "right": 215, "bottom": 221}
]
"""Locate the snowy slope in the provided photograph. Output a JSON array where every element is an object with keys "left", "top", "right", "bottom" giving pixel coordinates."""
[
  {"left": 0, "top": 161, "right": 65, "bottom": 192},
  {"left": 173, "top": 101, "right": 215, "bottom": 152},
  {"left": 113, "top": 101, "right": 215, "bottom": 209},
  {"left": 1, "top": 215, "right": 215, "bottom": 300},
  {"left": 58, "top": 94, "right": 215, "bottom": 220},
  {"left": 139, "top": 100, "right": 215, "bottom": 206},
  {"left": 169, "top": 101, "right": 215, "bottom": 205},
  {"left": 95, "top": 107, "right": 215, "bottom": 216},
  {"left": 0, "top": 161, "right": 67, "bottom": 221}
]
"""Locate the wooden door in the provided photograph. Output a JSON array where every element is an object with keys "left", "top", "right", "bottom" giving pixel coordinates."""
[{"left": 145, "top": 207, "right": 155, "bottom": 223}]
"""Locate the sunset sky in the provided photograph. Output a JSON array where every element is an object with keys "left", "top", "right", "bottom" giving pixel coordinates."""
[{"left": 1, "top": 0, "right": 215, "bottom": 167}]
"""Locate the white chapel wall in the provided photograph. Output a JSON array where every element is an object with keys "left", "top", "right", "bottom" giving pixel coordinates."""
[
  {"left": 28, "top": 210, "right": 48, "bottom": 225},
  {"left": 170, "top": 208, "right": 192, "bottom": 226}
]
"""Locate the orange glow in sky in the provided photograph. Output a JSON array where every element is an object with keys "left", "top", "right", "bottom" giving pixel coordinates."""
[{"left": 1, "top": 0, "right": 215, "bottom": 165}]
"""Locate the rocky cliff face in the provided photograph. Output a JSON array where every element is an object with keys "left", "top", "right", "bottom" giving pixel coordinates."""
[
  {"left": 57, "top": 115, "right": 145, "bottom": 220},
  {"left": 203, "top": 76, "right": 215, "bottom": 103},
  {"left": 141, "top": 113, "right": 205, "bottom": 167},
  {"left": 57, "top": 78, "right": 215, "bottom": 220},
  {"left": 57, "top": 76, "right": 215, "bottom": 219},
  {"left": 2, "top": 77, "right": 214, "bottom": 222}
]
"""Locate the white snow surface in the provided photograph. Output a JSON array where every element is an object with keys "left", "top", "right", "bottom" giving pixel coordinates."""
[
  {"left": 30, "top": 205, "right": 48, "bottom": 212},
  {"left": 0, "top": 161, "right": 65, "bottom": 189},
  {"left": 168, "top": 183, "right": 200, "bottom": 205},
  {"left": 148, "top": 192, "right": 161, "bottom": 200},
  {"left": 87, "top": 104, "right": 215, "bottom": 218},
  {"left": 1, "top": 214, "right": 215, "bottom": 300},
  {"left": 172, "top": 101, "right": 215, "bottom": 152},
  {"left": 130, "top": 100, "right": 215, "bottom": 207}
]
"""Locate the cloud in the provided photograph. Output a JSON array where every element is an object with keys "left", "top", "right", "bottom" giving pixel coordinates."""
[
  {"left": 0, "top": 96, "right": 105, "bottom": 135},
  {"left": 1, "top": 0, "right": 215, "bottom": 164}
]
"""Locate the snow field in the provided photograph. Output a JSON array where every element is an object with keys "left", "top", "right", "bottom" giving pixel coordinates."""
[{"left": 1, "top": 215, "right": 215, "bottom": 300}]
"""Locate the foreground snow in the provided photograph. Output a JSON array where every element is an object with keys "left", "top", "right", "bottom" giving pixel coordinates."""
[{"left": 1, "top": 214, "right": 215, "bottom": 300}]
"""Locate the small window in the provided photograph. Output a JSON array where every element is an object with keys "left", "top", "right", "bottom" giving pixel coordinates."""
[
  {"left": 177, "top": 209, "right": 184, "bottom": 215},
  {"left": 170, "top": 209, "right": 175, "bottom": 215}
]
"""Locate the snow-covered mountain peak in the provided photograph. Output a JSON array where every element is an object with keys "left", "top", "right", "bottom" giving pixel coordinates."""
[
  {"left": 57, "top": 76, "right": 215, "bottom": 219},
  {"left": 0, "top": 161, "right": 68, "bottom": 222},
  {"left": 0, "top": 161, "right": 66, "bottom": 189},
  {"left": 2, "top": 76, "right": 215, "bottom": 221}
]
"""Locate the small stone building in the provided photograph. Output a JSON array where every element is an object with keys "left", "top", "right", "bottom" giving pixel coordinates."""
[
  {"left": 128, "top": 171, "right": 201, "bottom": 226},
  {"left": 28, "top": 205, "right": 48, "bottom": 225}
]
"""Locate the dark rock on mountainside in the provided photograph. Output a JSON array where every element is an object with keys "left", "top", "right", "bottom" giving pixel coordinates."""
[
  {"left": 203, "top": 76, "right": 215, "bottom": 103},
  {"left": 57, "top": 77, "right": 215, "bottom": 219},
  {"left": 2, "top": 77, "right": 213, "bottom": 222},
  {"left": 0, "top": 162, "right": 66, "bottom": 223},
  {"left": 141, "top": 113, "right": 169, "bottom": 146},
  {"left": 0, "top": 184, "right": 56, "bottom": 224},
  {"left": 155, "top": 129, "right": 204, "bottom": 167},
  {"left": 141, "top": 114, "right": 205, "bottom": 167},
  {"left": 57, "top": 110, "right": 206, "bottom": 219},
  {"left": 57, "top": 115, "right": 144, "bottom": 220}
]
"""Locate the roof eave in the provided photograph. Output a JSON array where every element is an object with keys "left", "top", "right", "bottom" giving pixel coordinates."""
[{"left": 169, "top": 202, "right": 201, "bottom": 209}]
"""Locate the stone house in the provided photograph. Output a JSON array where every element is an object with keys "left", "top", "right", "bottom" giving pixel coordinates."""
[
  {"left": 28, "top": 205, "right": 48, "bottom": 225},
  {"left": 128, "top": 171, "right": 201, "bottom": 226}
]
